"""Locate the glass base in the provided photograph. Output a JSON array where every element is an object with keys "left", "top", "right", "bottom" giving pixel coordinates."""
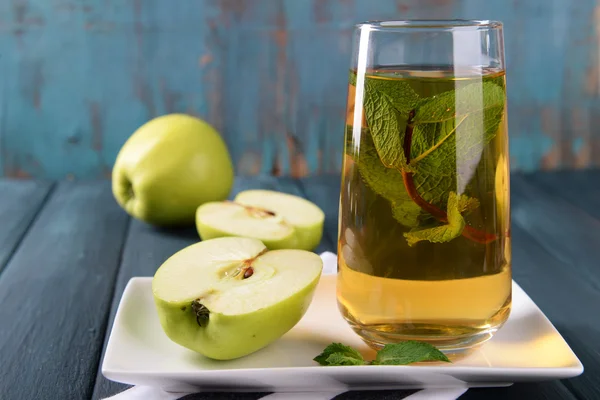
[{"left": 345, "top": 319, "right": 508, "bottom": 355}]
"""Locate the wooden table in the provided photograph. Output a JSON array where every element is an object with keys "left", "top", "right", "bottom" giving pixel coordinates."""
[{"left": 0, "top": 171, "right": 597, "bottom": 400}]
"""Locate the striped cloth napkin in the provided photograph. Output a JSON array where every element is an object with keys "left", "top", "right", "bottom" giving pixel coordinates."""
[{"left": 105, "top": 252, "right": 468, "bottom": 400}]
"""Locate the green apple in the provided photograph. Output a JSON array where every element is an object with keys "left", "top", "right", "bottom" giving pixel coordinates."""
[
  {"left": 152, "top": 236, "right": 323, "bottom": 360},
  {"left": 112, "top": 114, "right": 234, "bottom": 226},
  {"left": 195, "top": 190, "right": 325, "bottom": 251}
]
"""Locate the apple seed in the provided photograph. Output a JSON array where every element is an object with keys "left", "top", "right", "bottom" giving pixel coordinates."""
[{"left": 243, "top": 267, "right": 254, "bottom": 279}]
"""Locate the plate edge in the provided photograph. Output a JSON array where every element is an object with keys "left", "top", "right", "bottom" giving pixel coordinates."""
[{"left": 101, "top": 277, "right": 152, "bottom": 376}]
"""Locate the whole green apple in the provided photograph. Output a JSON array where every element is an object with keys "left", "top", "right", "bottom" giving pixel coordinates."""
[
  {"left": 152, "top": 236, "right": 323, "bottom": 360},
  {"left": 112, "top": 114, "right": 234, "bottom": 226}
]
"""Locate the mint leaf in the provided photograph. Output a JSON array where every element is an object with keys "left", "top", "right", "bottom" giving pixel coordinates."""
[
  {"left": 358, "top": 72, "right": 420, "bottom": 170},
  {"left": 363, "top": 87, "right": 411, "bottom": 170},
  {"left": 325, "top": 353, "right": 366, "bottom": 366},
  {"left": 404, "top": 192, "right": 465, "bottom": 246},
  {"left": 349, "top": 70, "right": 421, "bottom": 113},
  {"left": 313, "top": 343, "right": 365, "bottom": 366},
  {"left": 350, "top": 126, "right": 421, "bottom": 228},
  {"left": 410, "top": 82, "right": 505, "bottom": 207},
  {"left": 412, "top": 81, "right": 505, "bottom": 125},
  {"left": 314, "top": 341, "right": 450, "bottom": 366},
  {"left": 367, "top": 78, "right": 421, "bottom": 115},
  {"left": 391, "top": 201, "right": 423, "bottom": 228},
  {"left": 373, "top": 341, "right": 451, "bottom": 365}
]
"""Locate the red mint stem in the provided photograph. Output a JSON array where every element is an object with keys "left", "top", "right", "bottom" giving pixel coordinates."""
[{"left": 401, "top": 111, "right": 497, "bottom": 245}]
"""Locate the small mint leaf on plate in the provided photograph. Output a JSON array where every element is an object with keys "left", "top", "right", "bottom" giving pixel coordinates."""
[
  {"left": 325, "top": 353, "right": 366, "bottom": 366},
  {"left": 313, "top": 343, "right": 365, "bottom": 366},
  {"left": 372, "top": 341, "right": 451, "bottom": 365}
]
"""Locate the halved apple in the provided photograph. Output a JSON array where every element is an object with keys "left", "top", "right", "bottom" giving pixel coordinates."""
[
  {"left": 195, "top": 190, "right": 325, "bottom": 251},
  {"left": 152, "top": 237, "right": 323, "bottom": 360}
]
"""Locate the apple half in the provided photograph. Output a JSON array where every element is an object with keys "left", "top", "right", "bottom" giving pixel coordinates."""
[
  {"left": 195, "top": 190, "right": 325, "bottom": 251},
  {"left": 152, "top": 237, "right": 323, "bottom": 360}
]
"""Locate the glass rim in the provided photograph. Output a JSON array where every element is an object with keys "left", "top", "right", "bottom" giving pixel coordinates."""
[{"left": 356, "top": 19, "right": 503, "bottom": 31}]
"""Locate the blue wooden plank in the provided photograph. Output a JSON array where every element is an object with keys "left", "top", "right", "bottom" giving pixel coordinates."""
[
  {"left": 2, "top": 0, "right": 600, "bottom": 178},
  {"left": 511, "top": 173, "right": 600, "bottom": 400},
  {"left": 91, "top": 219, "right": 200, "bottom": 399},
  {"left": 0, "top": 181, "right": 130, "bottom": 399},
  {"left": 0, "top": 179, "right": 52, "bottom": 273},
  {"left": 528, "top": 169, "right": 600, "bottom": 220},
  {"left": 511, "top": 174, "right": 600, "bottom": 291}
]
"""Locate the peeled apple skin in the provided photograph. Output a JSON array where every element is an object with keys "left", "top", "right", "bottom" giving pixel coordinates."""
[
  {"left": 112, "top": 114, "right": 234, "bottom": 226},
  {"left": 153, "top": 276, "right": 320, "bottom": 360}
]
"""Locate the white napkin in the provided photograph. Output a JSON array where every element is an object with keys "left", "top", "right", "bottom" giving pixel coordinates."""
[{"left": 104, "top": 252, "right": 467, "bottom": 400}]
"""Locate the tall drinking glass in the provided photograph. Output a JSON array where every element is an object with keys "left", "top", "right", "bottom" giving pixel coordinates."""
[{"left": 338, "top": 20, "right": 511, "bottom": 352}]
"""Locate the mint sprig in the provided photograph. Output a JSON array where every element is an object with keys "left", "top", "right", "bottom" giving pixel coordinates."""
[
  {"left": 313, "top": 341, "right": 450, "bottom": 366},
  {"left": 348, "top": 69, "right": 505, "bottom": 246}
]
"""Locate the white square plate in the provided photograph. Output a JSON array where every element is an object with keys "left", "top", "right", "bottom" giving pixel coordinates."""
[{"left": 102, "top": 275, "right": 583, "bottom": 393}]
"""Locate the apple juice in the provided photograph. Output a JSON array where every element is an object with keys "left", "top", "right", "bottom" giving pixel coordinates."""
[{"left": 337, "top": 67, "right": 511, "bottom": 351}]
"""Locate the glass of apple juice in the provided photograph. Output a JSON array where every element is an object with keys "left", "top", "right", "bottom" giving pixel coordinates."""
[{"left": 337, "top": 20, "right": 511, "bottom": 353}]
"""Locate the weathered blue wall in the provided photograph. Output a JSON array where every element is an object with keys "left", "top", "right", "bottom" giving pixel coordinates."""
[{"left": 1, "top": 0, "right": 599, "bottom": 179}]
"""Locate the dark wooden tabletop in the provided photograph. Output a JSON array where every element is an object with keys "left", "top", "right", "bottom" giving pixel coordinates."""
[{"left": 0, "top": 170, "right": 597, "bottom": 400}]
